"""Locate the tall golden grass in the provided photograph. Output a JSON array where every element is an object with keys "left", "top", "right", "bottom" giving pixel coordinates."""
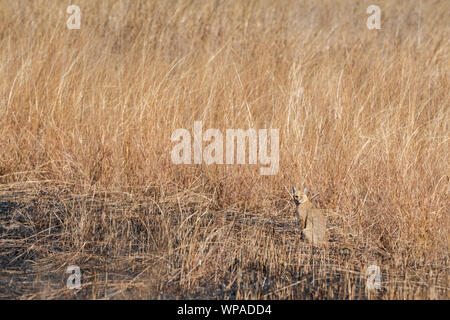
[{"left": 0, "top": 0, "right": 448, "bottom": 299}]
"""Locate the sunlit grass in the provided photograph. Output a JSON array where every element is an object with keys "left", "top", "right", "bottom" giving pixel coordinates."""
[{"left": 0, "top": 0, "right": 448, "bottom": 299}]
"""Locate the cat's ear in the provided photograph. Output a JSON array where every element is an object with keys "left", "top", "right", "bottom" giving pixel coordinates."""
[
  {"left": 292, "top": 186, "right": 297, "bottom": 194},
  {"left": 304, "top": 187, "right": 308, "bottom": 194}
]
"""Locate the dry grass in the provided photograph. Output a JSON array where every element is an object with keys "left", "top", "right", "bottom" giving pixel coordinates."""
[{"left": 0, "top": 0, "right": 448, "bottom": 299}]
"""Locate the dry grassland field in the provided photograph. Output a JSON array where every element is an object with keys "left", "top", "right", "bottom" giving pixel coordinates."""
[{"left": 0, "top": 0, "right": 449, "bottom": 300}]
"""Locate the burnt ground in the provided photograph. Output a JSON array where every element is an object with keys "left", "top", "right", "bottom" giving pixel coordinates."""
[
  {"left": 0, "top": 197, "right": 37, "bottom": 298},
  {"left": 0, "top": 190, "right": 146, "bottom": 299},
  {"left": 0, "top": 188, "right": 447, "bottom": 300}
]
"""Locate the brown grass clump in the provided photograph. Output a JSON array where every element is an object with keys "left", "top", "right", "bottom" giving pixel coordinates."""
[{"left": 0, "top": 0, "right": 448, "bottom": 299}]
